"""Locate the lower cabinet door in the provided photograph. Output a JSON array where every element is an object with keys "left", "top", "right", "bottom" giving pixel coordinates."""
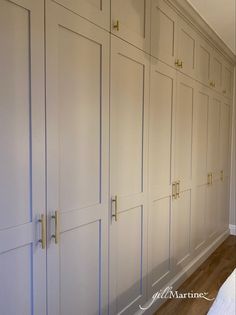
[
  {"left": 109, "top": 37, "right": 149, "bottom": 315},
  {"left": 0, "top": 1, "right": 46, "bottom": 315},
  {"left": 148, "top": 60, "right": 176, "bottom": 295},
  {"left": 46, "top": 2, "right": 109, "bottom": 314}
]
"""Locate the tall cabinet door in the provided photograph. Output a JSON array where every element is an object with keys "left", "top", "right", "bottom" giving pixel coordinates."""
[
  {"left": 191, "top": 84, "right": 210, "bottom": 253},
  {"left": 173, "top": 73, "right": 194, "bottom": 269},
  {"left": 46, "top": 2, "right": 109, "bottom": 315},
  {"left": 148, "top": 59, "right": 176, "bottom": 295},
  {"left": 0, "top": 1, "right": 46, "bottom": 315},
  {"left": 109, "top": 37, "right": 149, "bottom": 315},
  {"left": 206, "top": 93, "right": 221, "bottom": 239},
  {"left": 111, "top": 0, "right": 151, "bottom": 52},
  {"left": 210, "top": 50, "right": 223, "bottom": 93},
  {"left": 196, "top": 37, "right": 213, "bottom": 86}
]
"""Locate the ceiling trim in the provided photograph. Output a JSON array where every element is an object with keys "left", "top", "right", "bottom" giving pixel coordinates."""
[{"left": 165, "top": 0, "right": 236, "bottom": 65}]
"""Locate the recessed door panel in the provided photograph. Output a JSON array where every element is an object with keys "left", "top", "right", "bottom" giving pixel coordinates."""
[
  {"left": 46, "top": 4, "right": 109, "bottom": 315},
  {"left": 193, "top": 89, "right": 209, "bottom": 185},
  {"left": 116, "top": 206, "right": 143, "bottom": 312},
  {"left": 175, "top": 74, "right": 194, "bottom": 188},
  {"left": 60, "top": 221, "right": 101, "bottom": 315},
  {"left": 196, "top": 38, "right": 212, "bottom": 85},
  {"left": 52, "top": 0, "right": 110, "bottom": 29},
  {"left": 149, "top": 63, "right": 174, "bottom": 191},
  {"left": 0, "top": 1, "right": 46, "bottom": 314},
  {"left": 151, "top": 0, "right": 178, "bottom": 66},
  {"left": 173, "top": 190, "right": 191, "bottom": 266},
  {"left": 111, "top": 48, "right": 144, "bottom": 197},
  {"left": 178, "top": 19, "right": 197, "bottom": 77},
  {"left": 150, "top": 197, "right": 171, "bottom": 287},
  {"left": 111, "top": 0, "right": 150, "bottom": 52},
  {"left": 58, "top": 26, "right": 101, "bottom": 211},
  {"left": 211, "top": 51, "right": 223, "bottom": 93}
]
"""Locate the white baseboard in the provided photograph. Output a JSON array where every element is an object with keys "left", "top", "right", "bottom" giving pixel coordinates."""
[
  {"left": 229, "top": 224, "right": 236, "bottom": 235},
  {"left": 135, "top": 229, "right": 230, "bottom": 315}
]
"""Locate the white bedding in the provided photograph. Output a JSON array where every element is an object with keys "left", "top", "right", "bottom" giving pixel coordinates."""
[{"left": 207, "top": 268, "right": 236, "bottom": 315}]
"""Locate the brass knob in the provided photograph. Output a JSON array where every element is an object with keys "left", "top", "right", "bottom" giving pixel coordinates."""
[{"left": 113, "top": 20, "right": 120, "bottom": 31}]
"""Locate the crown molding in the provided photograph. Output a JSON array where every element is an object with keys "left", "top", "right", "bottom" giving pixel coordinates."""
[{"left": 164, "top": 0, "right": 236, "bottom": 65}]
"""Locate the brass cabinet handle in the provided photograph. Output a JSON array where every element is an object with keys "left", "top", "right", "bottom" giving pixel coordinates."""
[
  {"left": 207, "top": 172, "right": 213, "bottom": 185},
  {"left": 223, "top": 89, "right": 226, "bottom": 94},
  {"left": 220, "top": 170, "right": 224, "bottom": 181},
  {"left": 111, "top": 196, "right": 118, "bottom": 221},
  {"left": 175, "top": 59, "right": 180, "bottom": 67},
  {"left": 210, "top": 81, "right": 215, "bottom": 87},
  {"left": 172, "top": 182, "right": 177, "bottom": 199},
  {"left": 39, "top": 214, "right": 46, "bottom": 249},
  {"left": 176, "top": 181, "right": 180, "bottom": 198},
  {"left": 179, "top": 60, "right": 183, "bottom": 68},
  {"left": 52, "top": 211, "right": 60, "bottom": 244},
  {"left": 113, "top": 20, "right": 120, "bottom": 31},
  {"left": 207, "top": 173, "right": 211, "bottom": 185}
]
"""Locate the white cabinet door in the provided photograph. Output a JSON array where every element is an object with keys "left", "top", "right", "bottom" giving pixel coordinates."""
[
  {"left": 111, "top": 0, "right": 151, "bottom": 52},
  {"left": 173, "top": 73, "right": 194, "bottom": 268},
  {"left": 177, "top": 18, "right": 197, "bottom": 78},
  {"left": 109, "top": 37, "right": 149, "bottom": 315},
  {"left": 151, "top": 0, "right": 178, "bottom": 67},
  {"left": 206, "top": 93, "right": 221, "bottom": 239},
  {"left": 148, "top": 59, "right": 176, "bottom": 295},
  {"left": 196, "top": 37, "right": 213, "bottom": 86},
  {"left": 51, "top": 0, "right": 110, "bottom": 30},
  {"left": 210, "top": 50, "right": 223, "bottom": 93},
  {"left": 222, "top": 61, "right": 234, "bottom": 99},
  {"left": 46, "top": 2, "right": 109, "bottom": 314},
  {"left": 191, "top": 83, "right": 210, "bottom": 253},
  {"left": 0, "top": 1, "right": 46, "bottom": 315}
]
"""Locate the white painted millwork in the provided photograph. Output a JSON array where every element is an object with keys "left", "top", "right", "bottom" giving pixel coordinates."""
[
  {"left": 46, "top": 2, "right": 109, "bottom": 314},
  {"left": 0, "top": 0, "right": 46, "bottom": 315},
  {"left": 0, "top": 0, "right": 235, "bottom": 314}
]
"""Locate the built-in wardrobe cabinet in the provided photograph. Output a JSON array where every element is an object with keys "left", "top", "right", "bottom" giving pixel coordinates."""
[{"left": 0, "top": 0, "right": 234, "bottom": 315}]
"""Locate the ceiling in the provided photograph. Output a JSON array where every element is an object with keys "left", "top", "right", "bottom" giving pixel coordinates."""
[{"left": 187, "top": 0, "right": 236, "bottom": 54}]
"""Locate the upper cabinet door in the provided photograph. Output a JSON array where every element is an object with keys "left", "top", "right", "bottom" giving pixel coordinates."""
[
  {"left": 151, "top": 0, "right": 178, "bottom": 67},
  {"left": 196, "top": 37, "right": 213, "bottom": 86},
  {"left": 0, "top": 1, "right": 46, "bottom": 315},
  {"left": 210, "top": 50, "right": 223, "bottom": 93},
  {"left": 46, "top": 2, "right": 109, "bottom": 315},
  {"left": 222, "top": 61, "right": 234, "bottom": 99},
  {"left": 111, "top": 0, "right": 151, "bottom": 53},
  {"left": 177, "top": 18, "right": 197, "bottom": 78},
  {"left": 51, "top": 0, "right": 110, "bottom": 30}
]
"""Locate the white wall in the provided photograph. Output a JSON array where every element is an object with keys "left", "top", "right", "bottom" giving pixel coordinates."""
[{"left": 187, "top": 0, "right": 236, "bottom": 54}]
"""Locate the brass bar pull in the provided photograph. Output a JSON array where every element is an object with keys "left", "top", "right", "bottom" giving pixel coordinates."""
[
  {"left": 220, "top": 170, "right": 224, "bottom": 181},
  {"left": 113, "top": 20, "right": 120, "bottom": 31},
  {"left": 175, "top": 59, "right": 180, "bottom": 67},
  {"left": 52, "top": 211, "right": 60, "bottom": 244},
  {"left": 179, "top": 60, "right": 183, "bottom": 68},
  {"left": 223, "top": 89, "right": 226, "bottom": 94},
  {"left": 176, "top": 181, "right": 180, "bottom": 198},
  {"left": 211, "top": 173, "right": 213, "bottom": 185},
  {"left": 172, "top": 182, "right": 177, "bottom": 199},
  {"left": 111, "top": 196, "right": 118, "bottom": 221},
  {"left": 207, "top": 173, "right": 211, "bottom": 185},
  {"left": 39, "top": 214, "right": 46, "bottom": 249}
]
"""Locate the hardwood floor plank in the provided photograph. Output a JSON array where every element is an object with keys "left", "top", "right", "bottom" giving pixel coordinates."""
[{"left": 154, "top": 236, "right": 236, "bottom": 315}]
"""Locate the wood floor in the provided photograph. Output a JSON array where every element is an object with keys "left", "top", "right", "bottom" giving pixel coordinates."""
[{"left": 154, "top": 235, "right": 236, "bottom": 315}]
